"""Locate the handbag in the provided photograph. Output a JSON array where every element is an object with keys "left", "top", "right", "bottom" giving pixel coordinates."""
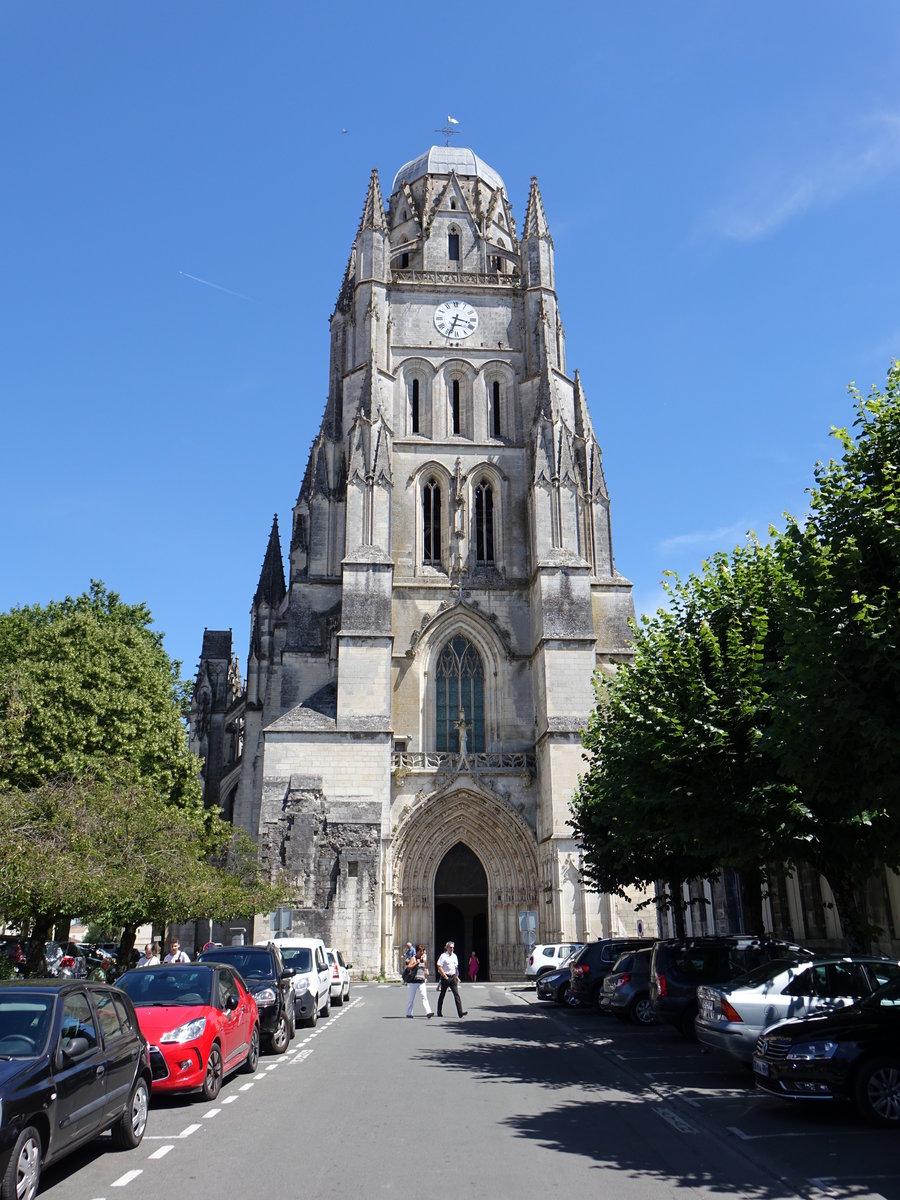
[{"left": 402, "top": 964, "right": 415, "bottom": 984}]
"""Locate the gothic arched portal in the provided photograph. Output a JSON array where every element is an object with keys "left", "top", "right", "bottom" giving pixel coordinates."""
[
  {"left": 434, "top": 842, "right": 489, "bottom": 980},
  {"left": 391, "top": 781, "right": 539, "bottom": 980}
]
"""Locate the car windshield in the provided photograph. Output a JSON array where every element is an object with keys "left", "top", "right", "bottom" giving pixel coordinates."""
[
  {"left": 0, "top": 996, "right": 54, "bottom": 1056},
  {"left": 279, "top": 947, "right": 313, "bottom": 972},
  {"left": 118, "top": 967, "right": 215, "bottom": 1007},
  {"left": 199, "top": 948, "right": 274, "bottom": 981}
]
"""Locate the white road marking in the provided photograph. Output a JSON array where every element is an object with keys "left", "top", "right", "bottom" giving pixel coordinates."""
[
  {"left": 655, "top": 1107, "right": 697, "bottom": 1134},
  {"left": 112, "top": 1169, "right": 143, "bottom": 1186},
  {"left": 178, "top": 1124, "right": 202, "bottom": 1138},
  {"left": 148, "top": 1146, "right": 174, "bottom": 1160},
  {"left": 728, "top": 1125, "right": 838, "bottom": 1141},
  {"left": 203, "top": 1108, "right": 220, "bottom": 1119},
  {"left": 266, "top": 1064, "right": 278, "bottom": 1071},
  {"left": 239, "top": 1082, "right": 254, "bottom": 1091},
  {"left": 221, "top": 1095, "right": 238, "bottom": 1104},
  {"left": 253, "top": 1072, "right": 266, "bottom": 1079}
]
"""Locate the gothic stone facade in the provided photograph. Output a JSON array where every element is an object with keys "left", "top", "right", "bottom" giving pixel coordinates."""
[{"left": 190, "top": 146, "right": 653, "bottom": 978}]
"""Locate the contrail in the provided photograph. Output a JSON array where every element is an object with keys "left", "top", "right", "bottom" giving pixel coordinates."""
[{"left": 178, "top": 270, "right": 256, "bottom": 302}]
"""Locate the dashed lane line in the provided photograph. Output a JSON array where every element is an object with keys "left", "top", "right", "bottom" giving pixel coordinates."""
[
  {"left": 111, "top": 1169, "right": 143, "bottom": 1187},
  {"left": 148, "top": 1146, "right": 174, "bottom": 1160}
]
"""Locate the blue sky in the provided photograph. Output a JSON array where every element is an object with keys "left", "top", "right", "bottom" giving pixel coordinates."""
[{"left": 3, "top": 3, "right": 899, "bottom": 681}]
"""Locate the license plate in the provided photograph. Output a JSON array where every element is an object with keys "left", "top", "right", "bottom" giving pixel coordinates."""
[{"left": 752, "top": 1059, "right": 770, "bottom": 1078}]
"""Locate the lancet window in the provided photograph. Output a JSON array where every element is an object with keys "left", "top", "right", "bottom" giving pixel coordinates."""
[
  {"left": 423, "top": 478, "right": 442, "bottom": 565},
  {"left": 435, "top": 635, "right": 485, "bottom": 753}
]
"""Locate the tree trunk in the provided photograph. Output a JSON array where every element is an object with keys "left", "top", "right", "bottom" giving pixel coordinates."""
[
  {"left": 668, "top": 882, "right": 686, "bottom": 938},
  {"left": 118, "top": 923, "right": 138, "bottom": 972},
  {"left": 827, "top": 874, "right": 870, "bottom": 953},
  {"left": 27, "top": 914, "right": 54, "bottom": 976}
]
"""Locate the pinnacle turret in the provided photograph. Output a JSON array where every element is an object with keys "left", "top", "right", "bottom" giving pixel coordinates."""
[
  {"left": 254, "top": 515, "right": 286, "bottom": 607},
  {"left": 357, "top": 168, "right": 388, "bottom": 235},
  {"left": 522, "top": 176, "right": 552, "bottom": 242}
]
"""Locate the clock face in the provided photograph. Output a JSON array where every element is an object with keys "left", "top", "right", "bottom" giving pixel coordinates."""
[{"left": 434, "top": 300, "right": 478, "bottom": 340}]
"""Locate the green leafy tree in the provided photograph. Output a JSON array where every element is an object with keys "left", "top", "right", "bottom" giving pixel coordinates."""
[
  {"left": 771, "top": 362, "right": 900, "bottom": 947},
  {"left": 572, "top": 539, "right": 799, "bottom": 934},
  {"left": 0, "top": 581, "right": 200, "bottom": 810}
]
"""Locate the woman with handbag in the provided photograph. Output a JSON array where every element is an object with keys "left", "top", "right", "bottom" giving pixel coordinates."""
[{"left": 405, "top": 944, "right": 434, "bottom": 1018}]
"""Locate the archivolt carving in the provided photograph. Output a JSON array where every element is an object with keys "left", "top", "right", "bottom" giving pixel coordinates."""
[{"left": 391, "top": 783, "right": 539, "bottom": 905}]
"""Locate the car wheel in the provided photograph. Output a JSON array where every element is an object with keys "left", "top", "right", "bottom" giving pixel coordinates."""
[
  {"left": 3, "top": 1126, "right": 42, "bottom": 1200},
  {"left": 333, "top": 986, "right": 344, "bottom": 1007},
  {"left": 288, "top": 1007, "right": 296, "bottom": 1040},
  {"left": 630, "top": 994, "right": 655, "bottom": 1026},
  {"left": 270, "top": 1012, "right": 290, "bottom": 1053},
  {"left": 242, "top": 1025, "right": 260, "bottom": 1073},
  {"left": 201, "top": 1042, "right": 223, "bottom": 1101},
  {"left": 321, "top": 990, "right": 331, "bottom": 1019},
  {"left": 111, "top": 1076, "right": 149, "bottom": 1149},
  {"left": 344, "top": 982, "right": 350, "bottom": 1002},
  {"left": 853, "top": 1057, "right": 900, "bottom": 1126},
  {"left": 564, "top": 989, "right": 582, "bottom": 1008},
  {"left": 591, "top": 984, "right": 604, "bottom": 1011},
  {"left": 304, "top": 997, "right": 318, "bottom": 1028},
  {"left": 555, "top": 983, "right": 570, "bottom": 1005}
]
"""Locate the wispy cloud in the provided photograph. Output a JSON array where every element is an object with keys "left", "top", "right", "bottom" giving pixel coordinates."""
[
  {"left": 709, "top": 112, "right": 900, "bottom": 242},
  {"left": 657, "top": 519, "right": 756, "bottom": 553}
]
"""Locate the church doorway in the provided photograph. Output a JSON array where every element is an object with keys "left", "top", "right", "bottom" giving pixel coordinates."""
[{"left": 433, "top": 842, "right": 489, "bottom": 981}]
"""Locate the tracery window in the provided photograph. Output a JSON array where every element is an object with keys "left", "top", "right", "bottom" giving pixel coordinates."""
[
  {"left": 474, "top": 482, "right": 494, "bottom": 563},
  {"left": 435, "top": 635, "right": 485, "bottom": 753},
  {"left": 423, "top": 478, "right": 442, "bottom": 565}
]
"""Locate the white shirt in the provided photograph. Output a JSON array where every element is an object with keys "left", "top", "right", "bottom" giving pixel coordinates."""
[
  {"left": 137, "top": 953, "right": 159, "bottom": 968},
  {"left": 164, "top": 950, "right": 190, "bottom": 963},
  {"left": 438, "top": 951, "right": 459, "bottom": 978}
]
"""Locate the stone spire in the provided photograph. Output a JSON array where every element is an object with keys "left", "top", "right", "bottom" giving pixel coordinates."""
[
  {"left": 357, "top": 168, "right": 388, "bottom": 235},
  {"left": 522, "top": 176, "right": 553, "bottom": 243},
  {"left": 254, "top": 515, "right": 286, "bottom": 607}
]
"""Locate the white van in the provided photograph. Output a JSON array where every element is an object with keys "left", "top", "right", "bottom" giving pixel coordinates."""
[{"left": 266, "top": 937, "right": 331, "bottom": 1026}]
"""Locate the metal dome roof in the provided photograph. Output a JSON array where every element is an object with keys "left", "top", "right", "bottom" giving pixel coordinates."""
[{"left": 391, "top": 146, "right": 506, "bottom": 196}]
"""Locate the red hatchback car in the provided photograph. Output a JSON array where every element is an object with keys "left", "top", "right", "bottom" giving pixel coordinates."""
[{"left": 116, "top": 963, "right": 260, "bottom": 1100}]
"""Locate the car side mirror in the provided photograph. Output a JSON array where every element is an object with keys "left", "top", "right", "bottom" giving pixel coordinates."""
[
  {"left": 61, "top": 1036, "right": 91, "bottom": 1061},
  {"left": 346, "top": 963, "right": 353, "bottom": 970},
  {"left": 225, "top": 994, "right": 239, "bottom": 1012},
  {"left": 281, "top": 968, "right": 295, "bottom": 979}
]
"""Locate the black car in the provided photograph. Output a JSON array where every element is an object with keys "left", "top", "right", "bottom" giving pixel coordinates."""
[
  {"left": 569, "top": 938, "right": 655, "bottom": 1009},
  {"left": 0, "top": 980, "right": 152, "bottom": 1200},
  {"left": 535, "top": 949, "right": 584, "bottom": 1005},
  {"left": 197, "top": 943, "right": 295, "bottom": 1053},
  {"left": 649, "top": 935, "right": 813, "bottom": 1038},
  {"left": 753, "top": 973, "right": 900, "bottom": 1125}
]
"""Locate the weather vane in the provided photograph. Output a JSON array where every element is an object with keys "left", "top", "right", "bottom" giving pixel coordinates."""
[{"left": 434, "top": 115, "right": 459, "bottom": 146}]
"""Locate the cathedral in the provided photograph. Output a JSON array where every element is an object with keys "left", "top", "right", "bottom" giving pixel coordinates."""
[{"left": 189, "top": 143, "right": 652, "bottom": 979}]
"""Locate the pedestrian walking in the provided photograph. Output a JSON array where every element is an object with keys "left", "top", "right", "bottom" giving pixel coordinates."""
[
  {"left": 468, "top": 950, "right": 479, "bottom": 983},
  {"left": 137, "top": 943, "right": 159, "bottom": 968},
  {"left": 405, "top": 944, "right": 434, "bottom": 1018},
  {"left": 436, "top": 941, "right": 467, "bottom": 1017}
]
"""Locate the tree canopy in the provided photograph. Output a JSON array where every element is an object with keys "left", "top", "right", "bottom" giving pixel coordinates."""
[{"left": 573, "top": 362, "right": 900, "bottom": 947}]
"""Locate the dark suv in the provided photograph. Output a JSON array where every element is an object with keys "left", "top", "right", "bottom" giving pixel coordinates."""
[
  {"left": 197, "top": 943, "right": 295, "bottom": 1053},
  {"left": 649, "top": 935, "right": 813, "bottom": 1038},
  {"left": 569, "top": 938, "right": 656, "bottom": 1009}
]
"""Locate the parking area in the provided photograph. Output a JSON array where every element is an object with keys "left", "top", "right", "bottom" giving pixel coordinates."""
[{"left": 519, "top": 988, "right": 900, "bottom": 1200}]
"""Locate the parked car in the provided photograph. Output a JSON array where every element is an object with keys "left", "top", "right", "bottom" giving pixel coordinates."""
[
  {"left": 696, "top": 955, "right": 900, "bottom": 1063},
  {"left": 0, "top": 979, "right": 151, "bottom": 1200},
  {"left": 325, "top": 948, "right": 352, "bottom": 1006},
  {"left": 536, "top": 949, "right": 584, "bottom": 1005},
  {"left": 753, "top": 973, "right": 900, "bottom": 1126},
  {"left": 650, "top": 936, "right": 813, "bottom": 1039},
  {"left": 116, "top": 962, "right": 260, "bottom": 1099},
  {"left": 197, "top": 943, "right": 295, "bottom": 1052},
  {"left": 569, "top": 938, "right": 655, "bottom": 1009},
  {"left": 600, "top": 947, "right": 656, "bottom": 1025},
  {"left": 270, "top": 938, "right": 331, "bottom": 1027},
  {"left": 525, "top": 943, "right": 584, "bottom": 980}
]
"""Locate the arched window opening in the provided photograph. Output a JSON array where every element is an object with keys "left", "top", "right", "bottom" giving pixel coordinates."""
[
  {"left": 411, "top": 378, "right": 420, "bottom": 434},
  {"left": 423, "top": 478, "right": 442, "bottom": 565},
  {"left": 435, "top": 636, "right": 485, "bottom": 753},
  {"left": 400, "top": 251, "right": 409, "bottom": 269},
  {"left": 452, "top": 379, "right": 461, "bottom": 434},
  {"left": 490, "top": 380, "right": 501, "bottom": 437},
  {"left": 474, "top": 483, "right": 494, "bottom": 563},
  {"left": 450, "top": 199, "right": 457, "bottom": 210},
  {"left": 448, "top": 230, "right": 460, "bottom": 262}
]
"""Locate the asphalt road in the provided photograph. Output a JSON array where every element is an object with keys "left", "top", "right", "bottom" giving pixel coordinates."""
[{"left": 35, "top": 981, "right": 900, "bottom": 1200}]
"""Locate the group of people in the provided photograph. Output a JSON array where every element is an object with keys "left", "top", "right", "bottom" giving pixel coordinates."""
[
  {"left": 88, "top": 937, "right": 190, "bottom": 980},
  {"left": 403, "top": 940, "right": 479, "bottom": 1019}
]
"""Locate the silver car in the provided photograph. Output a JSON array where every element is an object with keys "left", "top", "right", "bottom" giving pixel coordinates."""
[{"left": 695, "top": 955, "right": 900, "bottom": 1063}]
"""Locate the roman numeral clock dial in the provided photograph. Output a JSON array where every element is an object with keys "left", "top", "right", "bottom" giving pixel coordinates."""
[{"left": 434, "top": 300, "right": 478, "bottom": 340}]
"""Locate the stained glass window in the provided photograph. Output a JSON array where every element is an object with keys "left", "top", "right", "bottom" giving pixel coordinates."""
[{"left": 435, "top": 636, "right": 485, "bottom": 752}]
